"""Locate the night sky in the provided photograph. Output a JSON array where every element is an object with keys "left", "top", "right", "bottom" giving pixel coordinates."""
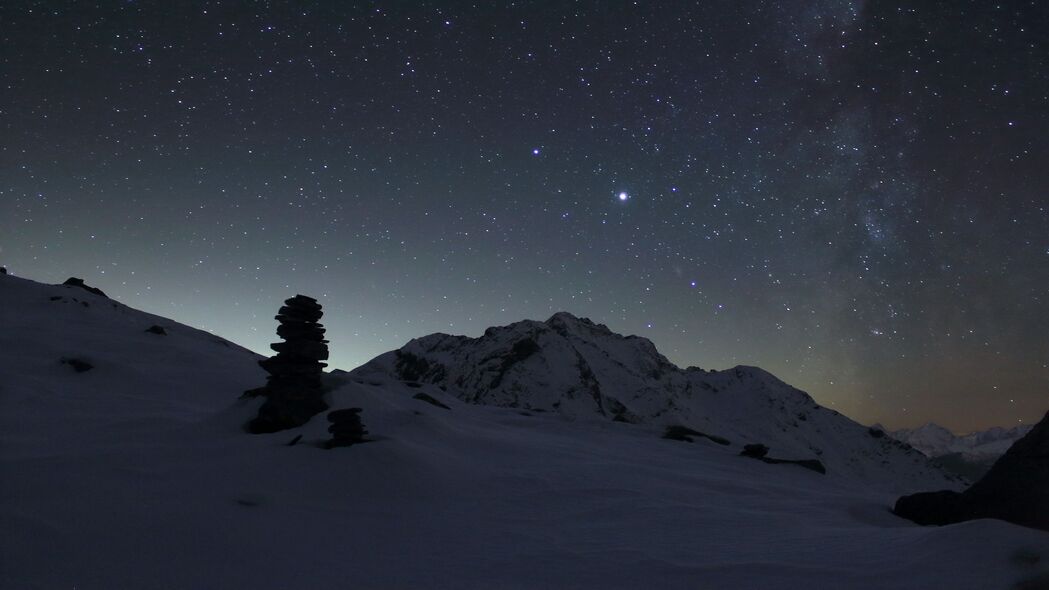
[{"left": 3, "top": 1, "right": 1047, "bottom": 432}]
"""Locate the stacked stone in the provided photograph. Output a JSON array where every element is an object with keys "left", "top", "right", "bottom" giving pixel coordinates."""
[
  {"left": 248, "top": 295, "right": 330, "bottom": 433},
  {"left": 326, "top": 408, "right": 369, "bottom": 448}
]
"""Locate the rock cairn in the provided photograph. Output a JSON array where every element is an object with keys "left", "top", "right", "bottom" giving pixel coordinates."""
[
  {"left": 326, "top": 408, "right": 369, "bottom": 448},
  {"left": 247, "top": 295, "right": 330, "bottom": 433}
]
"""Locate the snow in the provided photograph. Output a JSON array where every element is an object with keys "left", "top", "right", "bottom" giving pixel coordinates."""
[
  {"left": 355, "top": 312, "right": 961, "bottom": 492},
  {"left": 2, "top": 274, "right": 1047, "bottom": 589},
  {"left": 890, "top": 422, "right": 1035, "bottom": 460}
]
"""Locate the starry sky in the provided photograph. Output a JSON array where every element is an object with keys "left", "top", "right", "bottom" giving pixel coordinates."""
[{"left": 3, "top": 1, "right": 1047, "bottom": 433}]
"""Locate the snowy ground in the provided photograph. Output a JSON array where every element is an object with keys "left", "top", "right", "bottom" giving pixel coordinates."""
[{"left": 2, "top": 275, "right": 1047, "bottom": 589}]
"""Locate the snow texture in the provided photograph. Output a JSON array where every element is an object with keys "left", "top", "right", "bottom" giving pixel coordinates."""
[{"left": 2, "top": 274, "right": 1047, "bottom": 589}]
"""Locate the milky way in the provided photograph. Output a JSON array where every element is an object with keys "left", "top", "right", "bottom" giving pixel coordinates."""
[{"left": 2, "top": 2, "right": 1046, "bottom": 431}]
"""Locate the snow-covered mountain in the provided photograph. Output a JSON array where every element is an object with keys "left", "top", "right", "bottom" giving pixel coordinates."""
[
  {"left": 3, "top": 274, "right": 1047, "bottom": 590},
  {"left": 353, "top": 312, "right": 955, "bottom": 489},
  {"left": 871, "top": 422, "right": 1035, "bottom": 480},
  {"left": 885, "top": 422, "right": 1034, "bottom": 460}
]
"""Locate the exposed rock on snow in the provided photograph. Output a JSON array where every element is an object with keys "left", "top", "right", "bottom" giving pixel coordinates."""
[
  {"left": 325, "top": 407, "right": 368, "bottom": 448},
  {"left": 413, "top": 392, "right": 451, "bottom": 410},
  {"left": 62, "top": 276, "right": 107, "bottom": 298},
  {"left": 739, "top": 442, "right": 826, "bottom": 474},
  {"left": 894, "top": 410, "right": 1049, "bottom": 531},
  {"left": 662, "top": 424, "right": 730, "bottom": 445},
  {"left": 741, "top": 443, "right": 770, "bottom": 459},
  {"left": 60, "top": 356, "right": 94, "bottom": 373}
]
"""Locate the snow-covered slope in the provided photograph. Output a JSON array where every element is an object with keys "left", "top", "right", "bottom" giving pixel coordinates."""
[
  {"left": 353, "top": 312, "right": 956, "bottom": 491},
  {"left": 0, "top": 274, "right": 264, "bottom": 456},
  {"left": 888, "top": 422, "right": 1034, "bottom": 460},
  {"left": 3, "top": 275, "right": 1047, "bottom": 589}
]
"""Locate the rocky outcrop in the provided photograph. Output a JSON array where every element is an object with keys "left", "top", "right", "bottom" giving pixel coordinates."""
[
  {"left": 60, "top": 357, "right": 94, "bottom": 373},
  {"left": 62, "top": 277, "right": 107, "bottom": 298},
  {"left": 740, "top": 443, "right": 826, "bottom": 474},
  {"left": 247, "top": 295, "right": 330, "bottom": 433},
  {"left": 663, "top": 425, "right": 730, "bottom": 445},
  {"left": 893, "top": 410, "right": 1049, "bottom": 531}
]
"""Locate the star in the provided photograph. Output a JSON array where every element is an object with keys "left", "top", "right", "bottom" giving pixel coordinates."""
[{"left": 618, "top": 192, "right": 629, "bottom": 201}]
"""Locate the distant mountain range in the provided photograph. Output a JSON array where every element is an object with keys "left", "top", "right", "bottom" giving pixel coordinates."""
[{"left": 872, "top": 422, "right": 1034, "bottom": 480}]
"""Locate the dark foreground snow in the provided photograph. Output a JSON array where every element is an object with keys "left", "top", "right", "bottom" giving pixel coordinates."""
[{"left": 1, "top": 275, "right": 1046, "bottom": 589}]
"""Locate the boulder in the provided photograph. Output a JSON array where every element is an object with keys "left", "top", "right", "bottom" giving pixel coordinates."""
[
  {"left": 741, "top": 443, "right": 770, "bottom": 459},
  {"left": 60, "top": 357, "right": 94, "bottom": 373},
  {"left": 62, "top": 277, "right": 107, "bottom": 298}
]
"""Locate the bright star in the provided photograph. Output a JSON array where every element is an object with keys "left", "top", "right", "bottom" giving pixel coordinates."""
[{"left": 618, "top": 192, "right": 629, "bottom": 201}]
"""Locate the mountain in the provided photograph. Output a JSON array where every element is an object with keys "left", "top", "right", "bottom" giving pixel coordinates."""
[
  {"left": 3, "top": 274, "right": 1046, "bottom": 590},
  {"left": 878, "top": 422, "right": 1035, "bottom": 480},
  {"left": 894, "top": 410, "right": 1049, "bottom": 531},
  {"left": 352, "top": 311, "right": 955, "bottom": 490},
  {"left": 888, "top": 422, "right": 1034, "bottom": 460}
]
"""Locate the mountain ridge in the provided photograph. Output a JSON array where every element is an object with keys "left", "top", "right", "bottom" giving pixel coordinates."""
[{"left": 352, "top": 310, "right": 956, "bottom": 490}]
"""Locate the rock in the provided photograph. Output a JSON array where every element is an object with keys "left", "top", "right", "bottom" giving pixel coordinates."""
[
  {"left": 741, "top": 443, "right": 770, "bottom": 459},
  {"left": 893, "top": 490, "right": 969, "bottom": 526},
  {"left": 61, "top": 277, "right": 107, "bottom": 298},
  {"left": 739, "top": 443, "right": 826, "bottom": 474},
  {"left": 868, "top": 427, "right": 886, "bottom": 438},
  {"left": 894, "top": 410, "right": 1049, "bottom": 531},
  {"left": 413, "top": 392, "right": 451, "bottom": 410},
  {"left": 145, "top": 325, "right": 168, "bottom": 335},
  {"left": 60, "top": 357, "right": 94, "bottom": 373},
  {"left": 0, "top": 267, "right": 6, "bottom": 275},
  {"left": 326, "top": 408, "right": 369, "bottom": 448},
  {"left": 761, "top": 457, "right": 827, "bottom": 474},
  {"left": 246, "top": 295, "right": 330, "bottom": 433},
  {"left": 663, "top": 425, "right": 730, "bottom": 445}
]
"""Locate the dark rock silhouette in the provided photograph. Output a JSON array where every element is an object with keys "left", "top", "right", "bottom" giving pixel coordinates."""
[
  {"left": 761, "top": 457, "right": 827, "bottom": 474},
  {"left": 145, "top": 325, "right": 168, "bottom": 335},
  {"left": 246, "top": 295, "right": 330, "bottom": 433},
  {"left": 0, "top": 266, "right": 6, "bottom": 275},
  {"left": 893, "top": 410, "right": 1049, "bottom": 531},
  {"left": 663, "top": 425, "right": 730, "bottom": 445},
  {"left": 741, "top": 443, "right": 770, "bottom": 459},
  {"left": 60, "top": 357, "right": 94, "bottom": 373},
  {"left": 740, "top": 442, "right": 826, "bottom": 474},
  {"left": 62, "top": 277, "right": 107, "bottom": 298},
  {"left": 326, "top": 408, "right": 368, "bottom": 448},
  {"left": 413, "top": 392, "right": 451, "bottom": 410}
]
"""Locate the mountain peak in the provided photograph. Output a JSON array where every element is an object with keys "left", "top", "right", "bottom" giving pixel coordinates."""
[
  {"left": 352, "top": 312, "right": 956, "bottom": 489},
  {"left": 544, "top": 311, "right": 613, "bottom": 335}
]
